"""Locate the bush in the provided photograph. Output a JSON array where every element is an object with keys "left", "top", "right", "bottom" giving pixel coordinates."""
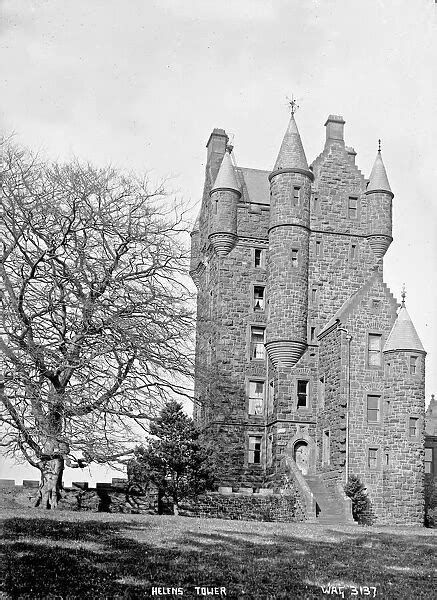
[
  {"left": 344, "top": 475, "right": 374, "bottom": 525},
  {"left": 424, "top": 475, "right": 437, "bottom": 528}
]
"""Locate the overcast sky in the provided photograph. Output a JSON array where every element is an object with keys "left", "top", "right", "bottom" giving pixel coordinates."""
[{"left": 1, "top": 0, "right": 436, "bottom": 484}]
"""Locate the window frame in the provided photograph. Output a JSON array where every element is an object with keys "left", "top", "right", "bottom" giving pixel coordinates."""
[
  {"left": 348, "top": 196, "right": 359, "bottom": 220},
  {"left": 368, "top": 446, "right": 379, "bottom": 470},
  {"left": 296, "top": 379, "right": 310, "bottom": 410},
  {"left": 247, "top": 379, "right": 265, "bottom": 416},
  {"left": 367, "top": 333, "right": 383, "bottom": 369},
  {"left": 292, "top": 186, "right": 300, "bottom": 206},
  {"left": 249, "top": 325, "right": 266, "bottom": 361},
  {"left": 367, "top": 394, "right": 381, "bottom": 424},
  {"left": 253, "top": 247, "right": 265, "bottom": 269},
  {"left": 252, "top": 284, "right": 266, "bottom": 313},
  {"left": 247, "top": 434, "right": 263, "bottom": 466},
  {"left": 409, "top": 355, "right": 418, "bottom": 376},
  {"left": 408, "top": 416, "right": 420, "bottom": 439}
]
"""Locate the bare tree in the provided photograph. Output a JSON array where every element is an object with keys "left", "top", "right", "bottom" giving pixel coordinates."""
[{"left": 0, "top": 142, "right": 194, "bottom": 508}]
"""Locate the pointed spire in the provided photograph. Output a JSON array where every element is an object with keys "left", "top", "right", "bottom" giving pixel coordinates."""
[
  {"left": 367, "top": 142, "right": 392, "bottom": 195},
  {"left": 383, "top": 302, "right": 425, "bottom": 353},
  {"left": 272, "top": 113, "right": 309, "bottom": 172},
  {"left": 210, "top": 147, "right": 241, "bottom": 196}
]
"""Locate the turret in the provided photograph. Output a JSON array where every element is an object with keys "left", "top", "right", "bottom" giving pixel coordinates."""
[
  {"left": 208, "top": 147, "right": 240, "bottom": 256},
  {"left": 365, "top": 143, "right": 393, "bottom": 259},
  {"left": 265, "top": 112, "right": 314, "bottom": 367},
  {"left": 382, "top": 294, "right": 426, "bottom": 525}
]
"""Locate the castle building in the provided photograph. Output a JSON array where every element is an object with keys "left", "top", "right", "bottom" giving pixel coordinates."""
[{"left": 190, "top": 112, "right": 426, "bottom": 525}]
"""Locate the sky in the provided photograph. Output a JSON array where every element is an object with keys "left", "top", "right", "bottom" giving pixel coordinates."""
[{"left": 0, "top": 0, "right": 436, "bottom": 484}]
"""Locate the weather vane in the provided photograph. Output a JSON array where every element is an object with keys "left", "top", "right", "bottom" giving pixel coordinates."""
[
  {"left": 286, "top": 94, "right": 300, "bottom": 115},
  {"left": 401, "top": 283, "right": 406, "bottom": 306}
]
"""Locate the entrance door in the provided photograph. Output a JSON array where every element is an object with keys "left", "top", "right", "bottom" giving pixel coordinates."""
[{"left": 294, "top": 441, "right": 309, "bottom": 475}]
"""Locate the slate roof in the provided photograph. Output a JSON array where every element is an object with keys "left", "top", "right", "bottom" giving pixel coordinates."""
[
  {"left": 367, "top": 150, "right": 392, "bottom": 194},
  {"left": 272, "top": 114, "right": 309, "bottom": 172},
  {"left": 211, "top": 151, "right": 241, "bottom": 194},
  {"left": 383, "top": 304, "right": 425, "bottom": 353},
  {"left": 236, "top": 167, "right": 270, "bottom": 205}
]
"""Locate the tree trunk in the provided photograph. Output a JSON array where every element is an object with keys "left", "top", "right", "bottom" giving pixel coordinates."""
[
  {"left": 35, "top": 456, "right": 64, "bottom": 509},
  {"left": 173, "top": 501, "right": 179, "bottom": 516}
]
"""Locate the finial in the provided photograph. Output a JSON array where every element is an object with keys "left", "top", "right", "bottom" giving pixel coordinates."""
[
  {"left": 378, "top": 139, "right": 381, "bottom": 153},
  {"left": 401, "top": 283, "right": 406, "bottom": 307},
  {"left": 432, "top": 393, "right": 435, "bottom": 402},
  {"left": 286, "top": 94, "right": 299, "bottom": 115},
  {"left": 226, "top": 143, "right": 233, "bottom": 154}
]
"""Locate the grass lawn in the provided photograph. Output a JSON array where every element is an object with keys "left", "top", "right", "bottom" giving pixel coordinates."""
[{"left": 0, "top": 509, "right": 435, "bottom": 599}]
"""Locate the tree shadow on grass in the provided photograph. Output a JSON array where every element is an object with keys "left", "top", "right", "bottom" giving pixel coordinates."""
[{"left": 0, "top": 516, "right": 435, "bottom": 599}]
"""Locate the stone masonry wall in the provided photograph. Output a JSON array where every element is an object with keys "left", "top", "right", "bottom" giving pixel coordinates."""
[
  {"left": 345, "top": 277, "right": 398, "bottom": 522},
  {"left": 382, "top": 350, "right": 426, "bottom": 525},
  {"left": 179, "top": 490, "right": 304, "bottom": 522},
  {"left": 317, "top": 326, "right": 344, "bottom": 480}
]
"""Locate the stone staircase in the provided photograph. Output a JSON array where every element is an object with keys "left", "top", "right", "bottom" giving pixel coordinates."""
[{"left": 304, "top": 474, "right": 355, "bottom": 525}]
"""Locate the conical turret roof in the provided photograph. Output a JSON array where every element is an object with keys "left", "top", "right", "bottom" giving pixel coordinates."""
[
  {"left": 273, "top": 114, "right": 309, "bottom": 172},
  {"left": 211, "top": 150, "right": 240, "bottom": 195},
  {"left": 367, "top": 150, "right": 392, "bottom": 194},
  {"left": 383, "top": 304, "right": 425, "bottom": 353}
]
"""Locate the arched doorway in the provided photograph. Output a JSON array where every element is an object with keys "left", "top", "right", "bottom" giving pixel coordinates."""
[{"left": 294, "top": 441, "right": 309, "bottom": 475}]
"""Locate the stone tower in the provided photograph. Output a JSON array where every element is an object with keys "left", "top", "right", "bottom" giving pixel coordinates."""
[{"left": 191, "top": 111, "right": 426, "bottom": 525}]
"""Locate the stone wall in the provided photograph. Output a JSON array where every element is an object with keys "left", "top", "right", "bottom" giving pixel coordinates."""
[
  {"left": 179, "top": 489, "right": 304, "bottom": 522},
  {"left": 0, "top": 479, "right": 158, "bottom": 514}
]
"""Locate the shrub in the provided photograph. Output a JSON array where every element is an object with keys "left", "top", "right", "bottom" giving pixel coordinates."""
[
  {"left": 424, "top": 475, "right": 437, "bottom": 528},
  {"left": 344, "top": 475, "right": 374, "bottom": 525}
]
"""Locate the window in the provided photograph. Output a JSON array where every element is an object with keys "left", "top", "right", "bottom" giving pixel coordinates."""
[
  {"left": 350, "top": 244, "right": 357, "bottom": 260},
  {"left": 371, "top": 299, "right": 381, "bottom": 310},
  {"left": 311, "top": 287, "right": 318, "bottom": 303},
  {"left": 292, "top": 186, "right": 300, "bottom": 205},
  {"left": 384, "top": 399, "right": 391, "bottom": 417},
  {"left": 385, "top": 361, "right": 391, "bottom": 375},
  {"left": 322, "top": 429, "right": 330, "bottom": 465},
  {"left": 310, "top": 326, "right": 316, "bottom": 342},
  {"left": 248, "top": 435, "right": 262, "bottom": 465},
  {"left": 316, "top": 240, "right": 322, "bottom": 257},
  {"left": 409, "top": 417, "right": 419, "bottom": 437},
  {"left": 384, "top": 452, "right": 390, "bottom": 467},
  {"left": 313, "top": 195, "right": 319, "bottom": 213},
  {"left": 348, "top": 197, "right": 358, "bottom": 219},
  {"left": 253, "top": 286, "right": 265, "bottom": 312},
  {"left": 250, "top": 326, "right": 265, "bottom": 360},
  {"left": 297, "top": 380, "right": 309, "bottom": 408},
  {"left": 367, "top": 395, "right": 381, "bottom": 423},
  {"left": 319, "top": 375, "right": 325, "bottom": 407},
  {"left": 368, "top": 447, "right": 378, "bottom": 469},
  {"left": 254, "top": 248, "right": 264, "bottom": 268},
  {"left": 425, "top": 448, "right": 433, "bottom": 474},
  {"left": 291, "top": 249, "right": 298, "bottom": 267},
  {"left": 248, "top": 380, "right": 264, "bottom": 415},
  {"left": 410, "top": 356, "right": 418, "bottom": 375},
  {"left": 368, "top": 334, "right": 382, "bottom": 367}
]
